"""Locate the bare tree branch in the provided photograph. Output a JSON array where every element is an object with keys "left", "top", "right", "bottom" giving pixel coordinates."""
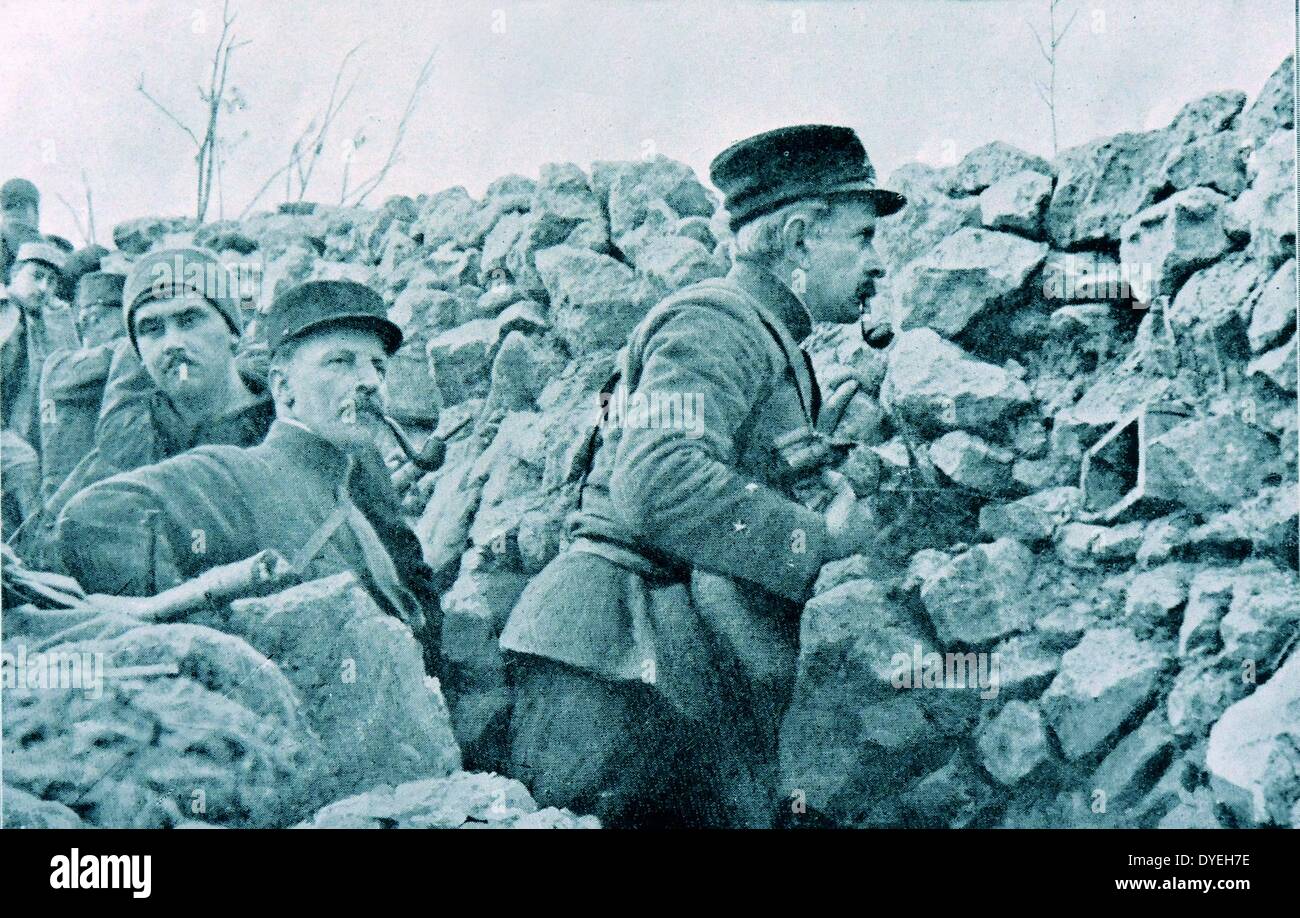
[
  {"left": 135, "top": 76, "right": 200, "bottom": 144},
  {"left": 342, "top": 46, "right": 437, "bottom": 207},
  {"left": 240, "top": 40, "right": 365, "bottom": 216},
  {"left": 54, "top": 193, "right": 89, "bottom": 247},
  {"left": 1027, "top": 23, "right": 1052, "bottom": 65}
]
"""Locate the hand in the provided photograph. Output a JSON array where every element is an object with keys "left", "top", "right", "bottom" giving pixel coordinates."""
[
  {"left": 385, "top": 446, "right": 437, "bottom": 514},
  {"left": 816, "top": 374, "right": 860, "bottom": 437}
]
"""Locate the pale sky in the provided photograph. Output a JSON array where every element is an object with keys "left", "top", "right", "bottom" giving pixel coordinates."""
[{"left": 2, "top": 0, "right": 1294, "bottom": 245}]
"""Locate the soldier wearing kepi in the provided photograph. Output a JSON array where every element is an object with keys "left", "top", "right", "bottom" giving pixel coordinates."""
[
  {"left": 499, "top": 125, "right": 905, "bottom": 827},
  {"left": 57, "top": 280, "right": 443, "bottom": 659},
  {"left": 1, "top": 241, "right": 81, "bottom": 450}
]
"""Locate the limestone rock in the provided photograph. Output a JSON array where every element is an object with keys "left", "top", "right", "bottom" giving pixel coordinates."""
[
  {"left": 426, "top": 319, "right": 500, "bottom": 405},
  {"left": 1147, "top": 415, "right": 1279, "bottom": 512},
  {"left": 534, "top": 245, "right": 661, "bottom": 355},
  {"left": 1153, "top": 130, "right": 1250, "bottom": 199},
  {"left": 779, "top": 578, "right": 978, "bottom": 823},
  {"left": 1238, "top": 54, "right": 1295, "bottom": 148},
  {"left": 928, "top": 430, "right": 1017, "bottom": 495},
  {"left": 225, "top": 574, "right": 462, "bottom": 796},
  {"left": 979, "top": 170, "right": 1053, "bottom": 237},
  {"left": 1225, "top": 131, "right": 1297, "bottom": 266},
  {"left": 112, "top": 216, "right": 195, "bottom": 254},
  {"left": 920, "top": 538, "right": 1035, "bottom": 647},
  {"left": 1046, "top": 130, "right": 1171, "bottom": 249},
  {"left": 298, "top": 771, "right": 598, "bottom": 828},
  {"left": 1217, "top": 562, "right": 1300, "bottom": 672},
  {"left": 947, "top": 141, "right": 1052, "bottom": 195},
  {"left": 979, "top": 486, "right": 1080, "bottom": 543},
  {"left": 1118, "top": 187, "right": 1231, "bottom": 298},
  {"left": 1167, "top": 659, "right": 1247, "bottom": 738},
  {"left": 411, "top": 187, "right": 478, "bottom": 249},
  {"left": 880, "top": 329, "right": 1031, "bottom": 435},
  {"left": 1207, "top": 646, "right": 1300, "bottom": 825},
  {"left": 978, "top": 700, "right": 1051, "bottom": 785},
  {"left": 1179, "top": 567, "right": 1236, "bottom": 658},
  {"left": 1166, "top": 90, "right": 1248, "bottom": 143},
  {"left": 875, "top": 192, "right": 980, "bottom": 273},
  {"left": 891, "top": 227, "right": 1047, "bottom": 336},
  {"left": 1040, "top": 627, "right": 1170, "bottom": 760},
  {"left": 605, "top": 156, "right": 717, "bottom": 240},
  {"left": 1247, "top": 335, "right": 1297, "bottom": 394},
  {"left": 3, "top": 624, "right": 322, "bottom": 827},
  {"left": 1247, "top": 259, "right": 1297, "bottom": 352},
  {"left": 988, "top": 633, "right": 1061, "bottom": 699},
  {"left": 1090, "top": 711, "right": 1175, "bottom": 809}
]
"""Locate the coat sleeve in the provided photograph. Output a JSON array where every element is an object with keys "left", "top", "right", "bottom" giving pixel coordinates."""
[
  {"left": 608, "top": 305, "right": 831, "bottom": 603},
  {"left": 57, "top": 449, "right": 258, "bottom": 596}
]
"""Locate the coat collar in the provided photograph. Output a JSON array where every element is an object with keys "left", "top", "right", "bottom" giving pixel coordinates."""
[
  {"left": 726, "top": 260, "right": 813, "bottom": 344},
  {"left": 262, "top": 418, "right": 354, "bottom": 484}
]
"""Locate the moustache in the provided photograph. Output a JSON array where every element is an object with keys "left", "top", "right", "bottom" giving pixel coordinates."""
[
  {"left": 159, "top": 351, "right": 195, "bottom": 374},
  {"left": 339, "top": 394, "right": 385, "bottom": 423}
]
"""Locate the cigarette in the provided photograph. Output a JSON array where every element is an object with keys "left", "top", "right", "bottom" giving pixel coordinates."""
[{"left": 177, "top": 362, "right": 188, "bottom": 382}]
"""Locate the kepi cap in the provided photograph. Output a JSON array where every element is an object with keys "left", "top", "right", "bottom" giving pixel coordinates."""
[
  {"left": 13, "top": 241, "right": 66, "bottom": 275},
  {"left": 710, "top": 124, "right": 906, "bottom": 230},
  {"left": 264, "top": 280, "right": 402, "bottom": 357},
  {"left": 76, "top": 271, "right": 127, "bottom": 309}
]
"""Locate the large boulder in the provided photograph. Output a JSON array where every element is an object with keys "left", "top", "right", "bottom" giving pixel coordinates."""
[
  {"left": 880, "top": 329, "right": 1031, "bottom": 435},
  {"left": 946, "top": 141, "right": 1053, "bottom": 196},
  {"left": 928, "top": 430, "right": 1018, "bottom": 496},
  {"left": 1118, "top": 187, "right": 1231, "bottom": 297},
  {"left": 1040, "top": 628, "right": 1170, "bottom": 761},
  {"left": 1225, "top": 131, "right": 1298, "bottom": 266},
  {"left": 977, "top": 700, "right": 1051, "bottom": 785},
  {"left": 1046, "top": 130, "right": 1171, "bottom": 249},
  {"left": 1248, "top": 259, "right": 1297, "bottom": 352},
  {"left": 411, "top": 186, "right": 479, "bottom": 249},
  {"left": 534, "top": 245, "right": 661, "bottom": 355},
  {"left": 297, "top": 771, "right": 599, "bottom": 828},
  {"left": 979, "top": 170, "right": 1053, "bottom": 237},
  {"left": 891, "top": 227, "right": 1047, "bottom": 335},
  {"left": 1207, "top": 646, "right": 1300, "bottom": 825},
  {"left": 222, "top": 573, "right": 462, "bottom": 797},
  {"left": 778, "top": 577, "right": 979, "bottom": 825},
  {"left": 426, "top": 319, "right": 500, "bottom": 405},
  {"left": 1237, "top": 54, "right": 1294, "bottom": 149},
  {"left": 2, "top": 623, "right": 322, "bottom": 827},
  {"left": 1146, "top": 415, "right": 1280, "bottom": 512},
  {"left": 603, "top": 156, "right": 717, "bottom": 240},
  {"left": 920, "top": 538, "right": 1035, "bottom": 646}
]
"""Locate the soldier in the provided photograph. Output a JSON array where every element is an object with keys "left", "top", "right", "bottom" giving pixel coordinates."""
[
  {"left": 57, "top": 280, "right": 442, "bottom": 657},
  {"left": 35, "top": 273, "right": 128, "bottom": 507},
  {"left": 1, "top": 242, "right": 81, "bottom": 450},
  {"left": 12, "top": 249, "right": 273, "bottom": 568},
  {"left": 0, "top": 178, "right": 41, "bottom": 285},
  {"left": 498, "top": 125, "right": 905, "bottom": 827}
]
